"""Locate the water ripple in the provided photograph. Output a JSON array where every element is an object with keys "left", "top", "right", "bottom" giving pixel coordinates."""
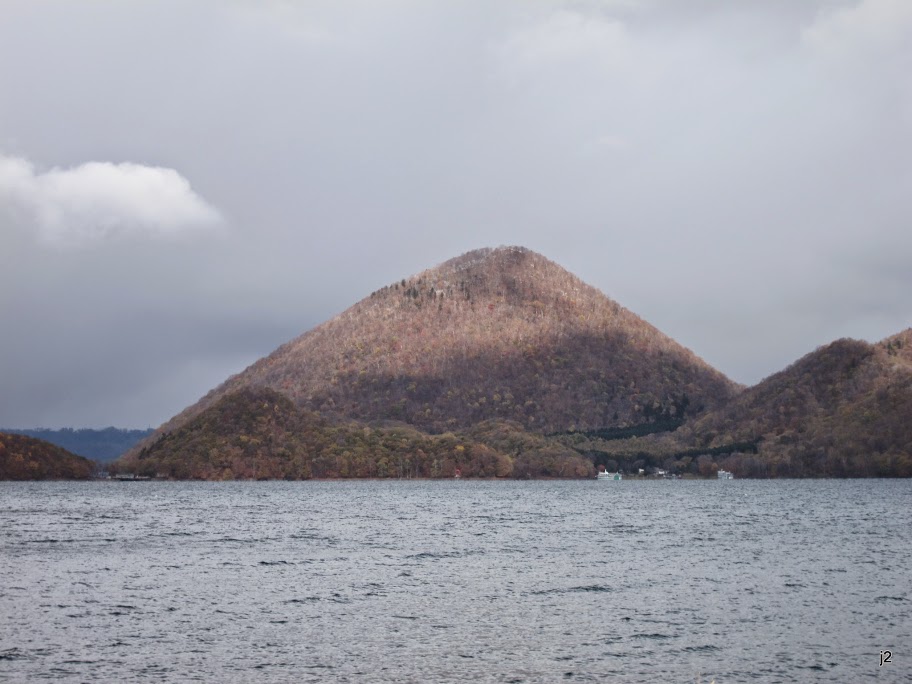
[{"left": 1, "top": 479, "right": 910, "bottom": 683}]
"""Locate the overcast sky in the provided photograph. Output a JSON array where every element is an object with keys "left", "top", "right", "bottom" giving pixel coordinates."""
[{"left": 1, "top": 0, "right": 910, "bottom": 428}]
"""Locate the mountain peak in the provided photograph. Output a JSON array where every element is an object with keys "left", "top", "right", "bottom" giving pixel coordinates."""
[
  {"left": 438, "top": 245, "right": 536, "bottom": 273},
  {"left": 374, "top": 245, "right": 617, "bottom": 321},
  {"left": 880, "top": 328, "right": 912, "bottom": 366}
]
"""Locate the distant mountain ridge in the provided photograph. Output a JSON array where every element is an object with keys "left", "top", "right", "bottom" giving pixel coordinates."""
[{"left": 1, "top": 427, "right": 153, "bottom": 462}]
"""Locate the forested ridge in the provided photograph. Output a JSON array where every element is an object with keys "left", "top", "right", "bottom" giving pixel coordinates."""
[
  {"left": 117, "top": 388, "right": 593, "bottom": 480},
  {"left": 571, "top": 333, "right": 912, "bottom": 477},
  {"left": 684, "top": 333, "right": 912, "bottom": 476},
  {"left": 0, "top": 432, "right": 96, "bottom": 480}
]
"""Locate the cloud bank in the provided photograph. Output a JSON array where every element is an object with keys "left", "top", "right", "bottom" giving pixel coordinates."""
[
  {"left": 0, "top": 154, "right": 222, "bottom": 246},
  {"left": 0, "top": 0, "right": 909, "bottom": 427},
  {"left": 803, "top": 0, "right": 912, "bottom": 55}
]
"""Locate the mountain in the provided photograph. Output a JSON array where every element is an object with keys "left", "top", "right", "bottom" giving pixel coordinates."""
[
  {"left": 143, "top": 247, "right": 739, "bottom": 448},
  {"left": 120, "top": 247, "right": 912, "bottom": 479},
  {"left": 667, "top": 332, "right": 912, "bottom": 477},
  {"left": 0, "top": 432, "right": 96, "bottom": 480},
  {"left": 0, "top": 427, "right": 154, "bottom": 462}
]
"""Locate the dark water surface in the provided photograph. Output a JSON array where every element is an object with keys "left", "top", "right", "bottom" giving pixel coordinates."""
[{"left": 1, "top": 480, "right": 909, "bottom": 683}]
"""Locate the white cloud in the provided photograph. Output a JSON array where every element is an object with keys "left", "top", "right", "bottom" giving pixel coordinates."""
[
  {"left": 0, "top": 154, "right": 222, "bottom": 246},
  {"left": 226, "top": 0, "right": 342, "bottom": 46},
  {"left": 803, "top": 0, "right": 912, "bottom": 56},
  {"left": 496, "top": 9, "right": 631, "bottom": 75},
  {"left": 594, "top": 133, "right": 629, "bottom": 149}
]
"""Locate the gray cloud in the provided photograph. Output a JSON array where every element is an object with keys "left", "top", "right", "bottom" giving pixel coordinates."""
[{"left": 0, "top": 0, "right": 909, "bottom": 427}]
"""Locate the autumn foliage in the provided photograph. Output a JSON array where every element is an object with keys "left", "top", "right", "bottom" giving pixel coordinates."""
[
  {"left": 0, "top": 432, "right": 95, "bottom": 480},
  {"left": 118, "top": 388, "right": 594, "bottom": 480},
  {"left": 681, "top": 335, "right": 912, "bottom": 477}
]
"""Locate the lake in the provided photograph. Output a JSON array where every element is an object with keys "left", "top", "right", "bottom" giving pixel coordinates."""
[{"left": 1, "top": 480, "right": 909, "bottom": 682}]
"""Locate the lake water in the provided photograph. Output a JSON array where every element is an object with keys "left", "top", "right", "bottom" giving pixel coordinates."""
[{"left": 0, "top": 480, "right": 909, "bottom": 683}]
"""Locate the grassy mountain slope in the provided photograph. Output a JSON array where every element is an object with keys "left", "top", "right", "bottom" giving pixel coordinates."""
[{"left": 0, "top": 432, "right": 96, "bottom": 480}]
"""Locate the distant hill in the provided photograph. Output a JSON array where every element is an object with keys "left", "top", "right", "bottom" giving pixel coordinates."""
[
  {"left": 578, "top": 333, "right": 912, "bottom": 478},
  {"left": 118, "top": 387, "right": 594, "bottom": 479},
  {"left": 0, "top": 432, "right": 96, "bottom": 480},
  {"left": 134, "top": 247, "right": 738, "bottom": 458},
  {"left": 1, "top": 427, "right": 154, "bottom": 462},
  {"left": 682, "top": 334, "right": 912, "bottom": 477}
]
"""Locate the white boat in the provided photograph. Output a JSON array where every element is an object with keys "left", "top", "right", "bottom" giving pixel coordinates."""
[
  {"left": 597, "top": 469, "right": 622, "bottom": 481},
  {"left": 717, "top": 470, "right": 734, "bottom": 480}
]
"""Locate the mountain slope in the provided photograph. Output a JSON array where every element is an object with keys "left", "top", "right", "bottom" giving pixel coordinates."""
[
  {"left": 681, "top": 333, "right": 912, "bottom": 476},
  {"left": 118, "top": 387, "right": 594, "bottom": 479},
  {"left": 146, "top": 247, "right": 739, "bottom": 450},
  {"left": 0, "top": 432, "right": 96, "bottom": 480}
]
